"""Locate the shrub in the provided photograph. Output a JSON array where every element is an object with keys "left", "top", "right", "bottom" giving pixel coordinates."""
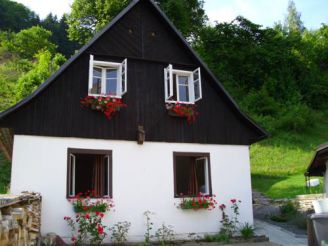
[
  {"left": 110, "top": 221, "right": 131, "bottom": 245},
  {"left": 155, "top": 223, "right": 175, "bottom": 246},
  {"left": 239, "top": 223, "right": 254, "bottom": 239},
  {"left": 64, "top": 212, "right": 108, "bottom": 245}
]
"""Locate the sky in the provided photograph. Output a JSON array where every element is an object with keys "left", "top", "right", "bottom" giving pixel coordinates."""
[{"left": 15, "top": 0, "right": 328, "bottom": 30}]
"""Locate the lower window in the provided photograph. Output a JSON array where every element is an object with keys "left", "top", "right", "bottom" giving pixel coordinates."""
[
  {"left": 173, "top": 152, "right": 212, "bottom": 197},
  {"left": 67, "top": 148, "right": 112, "bottom": 198}
]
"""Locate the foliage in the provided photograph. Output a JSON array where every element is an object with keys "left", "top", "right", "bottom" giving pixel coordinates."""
[
  {"left": 218, "top": 199, "right": 241, "bottom": 238},
  {"left": 40, "top": 14, "right": 80, "bottom": 58},
  {"left": 15, "top": 50, "right": 65, "bottom": 100},
  {"left": 176, "top": 193, "right": 217, "bottom": 210},
  {"left": 64, "top": 212, "right": 108, "bottom": 245},
  {"left": 80, "top": 96, "right": 128, "bottom": 120},
  {"left": 109, "top": 221, "right": 131, "bottom": 245},
  {"left": 143, "top": 210, "right": 154, "bottom": 245},
  {"left": 1, "top": 26, "right": 56, "bottom": 59},
  {"left": 166, "top": 103, "right": 198, "bottom": 124},
  {"left": 239, "top": 223, "right": 254, "bottom": 239},
  {"left": 155, "top": 0, "right": 207, "bottom": 39},
  {"left": 284, "top": 0, "right": 305, "bottom": 33},
  {"left": 67, "top": 0, "right": 207, "bottom": 44},
  {"left": 195, "top": 13, "right": 328, "bottom": 134},
  {"left": 270, "top": 201, "right": 307, "bottom": 230},
  {"left": 0, "top": 154, "right": 11, "bottom": 193},
  {"left": 66, "top": 0, "right": 130, "bottom": 44},
  {"left": 0, "top": 0, "right": 40, "bottom": 32},
  {"left": 251, "top": 110, "right": 328, "bottom": 199},
  {"left": 68, "top": 191, "right": 115, "bottom": 213},
  {"left": 155, "top": 223, "right": 175, "bottom": 246}
]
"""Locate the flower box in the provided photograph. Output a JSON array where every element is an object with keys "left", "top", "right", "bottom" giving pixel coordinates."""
[
  {"left": 166, "top": 103, "right": 198, "bottom": 124},
  {"left": 176, "top": 193, "right": 217, "bottom": 210},
  {"left": 80, "top": 96, "right": 127, "bottom": 120}
]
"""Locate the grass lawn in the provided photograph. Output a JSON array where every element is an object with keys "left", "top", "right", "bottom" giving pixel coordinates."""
[{"left": 250, "top": 111, "right": 328, "bottom": 199}]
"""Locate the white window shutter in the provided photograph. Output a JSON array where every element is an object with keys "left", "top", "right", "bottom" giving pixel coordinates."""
[
  {"left": 164, "top": 64, "right": 173, "bottom": 101},
  {"left": 121, "top": 59, "right": 127, "bottom": 95},
  {"left": 193, "top": 67, "right": 202, "bottom": 102},
  {"left": 69, "top": 153, "right": 76, "bottom": 197},
  {"left": 88, "top": 55, "right": 94, "bottom": 93}
]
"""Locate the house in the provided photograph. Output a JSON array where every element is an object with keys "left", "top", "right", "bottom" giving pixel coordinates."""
[
  {"left": 0, "top": 0, "right": 267, "bottom": 242},
  {"left": 305, "top": 142, "right": 328, "bottom": 194}
]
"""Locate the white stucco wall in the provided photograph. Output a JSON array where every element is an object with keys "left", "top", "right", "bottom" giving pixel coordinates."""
[
  {"left": 325, "top": 161, "right": 328, "bottom": 194},
  {"left": 11, "top": 135, "right": 253, "bottom": 242}
]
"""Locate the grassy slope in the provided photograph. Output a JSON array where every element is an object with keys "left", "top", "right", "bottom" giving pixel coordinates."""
[{"left": 250, "top": 111, "right": 328, "bottom": 199}]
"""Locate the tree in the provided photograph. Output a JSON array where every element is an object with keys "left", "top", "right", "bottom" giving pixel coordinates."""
[
  {"left": 41, "top": 14, "right": 81, "bottom": 57},
  {"left": 15, "top": 50, "right": 66, "bottom": 100},
  {"left": 0, "top": 0, "right": 40, "bottom": 32},
  {"left": 1, "top": 26, "right": 57, "bottom": 59},
  {"left": 155, "top": 0, "right": 207, "bottom": 39},
  {"left": 284, "top": 0, "right": 305, "bottom": 33},
  {"left": 66, "top": 0, "right": 207, "bottom": 44},
  {"left": 66, "top": 0, "right": 130, "bottom": 44}
]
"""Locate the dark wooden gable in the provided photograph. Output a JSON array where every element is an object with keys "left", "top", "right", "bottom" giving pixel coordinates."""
[{"left": 0, "top": 0, "right": 267, "bottom": 145}]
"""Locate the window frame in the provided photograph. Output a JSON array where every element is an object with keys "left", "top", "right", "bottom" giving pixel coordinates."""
[
  {"left": 173, "top": 152, "right": 212, "bottom": 198},
  {"left": 164, "top": 65, "right": 202, "bottom": 104},
  {"left": 66, "top": 148, "right": 113, "bottom": 199},
  {"left": 88, "top": 55, "right": 127, "bottom": 98}
]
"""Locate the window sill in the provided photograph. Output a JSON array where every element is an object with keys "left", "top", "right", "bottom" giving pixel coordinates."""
[{"left": 88, "top": 93, "right": 122, "bottom": 99}]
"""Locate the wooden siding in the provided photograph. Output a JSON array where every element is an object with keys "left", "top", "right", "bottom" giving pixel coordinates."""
[{"left": 0, "top": 0, "right": 264, "bottom": 145}]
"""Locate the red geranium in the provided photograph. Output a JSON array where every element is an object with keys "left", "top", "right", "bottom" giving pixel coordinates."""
[
  {"left": 80, "top": 96, "right": 127, "bottom": 120},
  {"left": 166, "top": 103, "right": 198, "bottom": 124}
]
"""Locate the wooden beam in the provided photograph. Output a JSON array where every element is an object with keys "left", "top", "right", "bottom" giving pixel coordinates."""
[{"left": 0, "top": 128, "right": 13, "bottom": 162}]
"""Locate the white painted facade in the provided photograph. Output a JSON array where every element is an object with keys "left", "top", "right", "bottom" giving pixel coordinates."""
[
  {"left": 11, "top": 135, "right": 253, "bottom": 242},
  {"left": 325, "top": 161, "right": 328, "bottom": 194}
]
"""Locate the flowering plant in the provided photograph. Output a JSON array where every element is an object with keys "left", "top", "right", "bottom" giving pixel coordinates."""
[
  {"left": 219, "top": 199, "right": 241, "bottom": 237},
  {"left": 64, "top": 191, "right": 115, "bottom": 244},
  {"left": 64, "top": 212, "right": 107, "bottom": 245},
  {"left": 166, "top": 103, "right": 198, "bottom": 124},
  {"left": 176, "top": 193, "right": 217, "bottom": 210},
  {"left": 80, "top": 95, "right": 127, "bottom": 120},
  {"left": 69, "top": 191, "right": 115, "bottom": 213}
]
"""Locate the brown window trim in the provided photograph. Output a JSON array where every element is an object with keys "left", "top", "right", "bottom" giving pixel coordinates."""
[
  {"left": 66, "top": 148, "right": 113, "bottom": 199},
  {"left": 173, "top": 152, "right": 212, "bottom": 198}
]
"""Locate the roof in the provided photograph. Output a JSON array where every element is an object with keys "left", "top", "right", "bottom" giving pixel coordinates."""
[
  {"left": 0, "top": 0, "right": 267, "bottom": 142},
  {"left": 305, "top": 142, "right": 328, "bottom": 176}
]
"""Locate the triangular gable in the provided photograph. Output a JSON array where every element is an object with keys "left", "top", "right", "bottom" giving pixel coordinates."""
[{"left": 0, "top": 0, "right": 267, "bottom": 143}]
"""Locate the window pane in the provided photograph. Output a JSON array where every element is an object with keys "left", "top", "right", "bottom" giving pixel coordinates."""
[
  {"left": 93, "top": 67, "right": 102, "bottom": 77},
  {"left": 194, "top": 80, "right": 200, "bottom": 99},
  {"left": 175, "top": 155, "right": 210, "bottom": 197},
  {"left": 106, "top": 69, "right": 117, "bottom": 79},
  {"left": 90, "top": 77, "right": 102, "bottom": 94},
  {"left": 178, "top": 76, "right": 189, "bottom": 86},
  {"left": 178, "top": 85, "right": 189, "bottom": 102},
  {"left": 106, "top": 78, "right": 117, "bottom": 95},
  {"left": 196, "top": 159, "right": 206, "bottom": 193},
  {"left": 178, "top": 76, "right": 189, "bottom": 102}
]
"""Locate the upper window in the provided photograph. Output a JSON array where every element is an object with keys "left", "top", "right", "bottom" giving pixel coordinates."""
[
  {"left": 88, "top": 55, "right": 127, "bottom": 98},
  {"left": 164, "top": 65, "right": 202, "bottom": 104},
  {"left": 173, "top": 152, "right": 212, "bottom": 197},
  {"left": 67, "top": 148, "right": 112, "bottom": 198}
]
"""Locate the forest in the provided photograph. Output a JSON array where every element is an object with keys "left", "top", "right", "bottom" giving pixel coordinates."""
[{"left": 0, "top": 0, "right": 327, "bottom": 198}]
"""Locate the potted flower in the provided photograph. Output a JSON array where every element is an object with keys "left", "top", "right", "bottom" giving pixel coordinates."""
[
  {"left": 176, "top": 193, "right": 217, "bottom": 210},
  {"left": 80, "top": 96, "right": 127, "bottom": 120},
  {"left": 166, "top": 103, "right": 198, "bottom": 124}
]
